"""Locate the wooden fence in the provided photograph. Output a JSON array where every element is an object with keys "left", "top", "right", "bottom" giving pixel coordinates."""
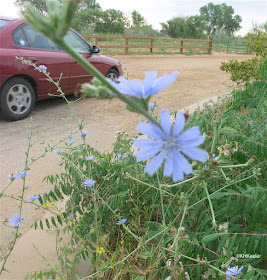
[{"left": 83, "top": 34, "right": 212, "bottom": 55}]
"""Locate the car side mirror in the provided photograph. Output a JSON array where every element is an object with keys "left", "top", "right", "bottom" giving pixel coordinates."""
[{"left": 92, "top": 45, "right": 100, "bottom": 53}]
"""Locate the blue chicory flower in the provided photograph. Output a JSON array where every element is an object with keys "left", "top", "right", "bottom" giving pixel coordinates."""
[
  {"left": 55, "top": 149, "right": 62, "bottom": 155},
  {"left": 67, "top": 214, "right": 74, "bottom": 220},
  {"left": 134, "top": 110, "right": 209, "bottom": 182},
  {"left": 149, "top": 103, "right": 157, "bottom": 110},
  {"left": 226, "top": 266, "right": 243, "bottom": 280},
  {"left": 10, "top": 214, "right": 22, "bottom": 227},
  {"left": 28, "top": 195, "right": 39, "bottom": 201},
  {"left": 116, "top": 218, "right": 127, "bottom": 225},
  {"left": 118, "top": 154, "right": 127, "bottom": 158},
  {"left": 86, "top": 156, "right": 94, "bottom": 161},
  {"left": 81, "top": 131, "right": 88, "bottom": 136},
  {"left": 83, "top": 179, "right": 96, "bottom": 187},
  {"left": 8, "top": 174, "right": 16, "bottom": 180},
  {"left": 109, "top": 71, "right": 179, "bottom": 98},
  {"left": 69, "top": 134, "right": 74, "bottom": 143},
  {"left": 13, "top": 171, "right": 29, "bottom": 179},
  {"left": 38, "top": 65, "right": 47, "bottom": 73}
]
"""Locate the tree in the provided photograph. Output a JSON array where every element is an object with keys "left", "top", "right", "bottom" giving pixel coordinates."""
[
  {"left": 131, "top": 10, "right": 145, "bottom": 27},
  {"left": 15, "top": 0, "right": 49, "bottom": 14},
  {"left": 200, "top": 2, "right": 242, "bottom": 36},
  {"left": 15, "top": 0, "right": 101, "bottom": 15},
  {"left": 72, "top": 8, "right": 126, "bottom": 34},
  {"left": 160, "top": 16, "right": 207, "bottom": 38}
]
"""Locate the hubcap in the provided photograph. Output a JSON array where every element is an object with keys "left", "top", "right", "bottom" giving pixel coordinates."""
[
  {"left": 107, "top": 72, "right": 118, "bottom": 81},
  {"left": 6, "top": 84, "right": 32, "bottom": 115}
]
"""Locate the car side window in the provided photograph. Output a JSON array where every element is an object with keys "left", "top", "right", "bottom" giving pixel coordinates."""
[
  {"left": 21, "top": 24, "right": 60, "bottom": 50},
  {"left": 64, "top": 30, "right": 91, "bottom": 53},
  {"left": 13, "top": 27, "right": 29, "bottom": 48}
]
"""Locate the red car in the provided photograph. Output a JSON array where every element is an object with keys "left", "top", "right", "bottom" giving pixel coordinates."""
[{"left": 0, "top": 17, "right": 122, "bottom": 121}]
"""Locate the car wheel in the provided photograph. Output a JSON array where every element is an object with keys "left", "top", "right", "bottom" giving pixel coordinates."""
[
  {"left": 0, "top": 77, "right": 36, "bottom": 121},
  {"left": 106, "top": 69, "right": 119, "bottom": 81}
]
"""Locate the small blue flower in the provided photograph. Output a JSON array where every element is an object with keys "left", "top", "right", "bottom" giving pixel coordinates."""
[
  {"left": 83, "top": 179, "right": 96, "bottom": 187},
  {"left": 226, "top": 266, "right": 243, "bottom": 280},
  {"left": 86, "top": 156, "right": 94, "bottom": 161},
  {"left": 118, "top": 154, "right": 127, "bottom": 158},
  {"left": 28, "top": 195, "right": 39, "bottom": 201},
  {"left": 109, "top": 71, "right": 179, "bottom": 98},
  {"left": 10, "top": 214, "right": 22, "bottom": 227},
  {"left": 8, "top": 174, "right": 16, "bottom": 180},
  {"left": 116, "top": 218, "right": 127, "bottom": 225},
  {"left": 13, "top": 171, "right": 29, "bottom": 179},
  {"left": 134, "top": 110, "right": 208, "bottom": 182},
  {"left": 67, "top": 214, "right": 74, "bottom": 220},
  {"left": 55, "top": 149, "right": 62, "bottom": 155},
  {"left": 81, "top": 131, "right": 88, "bottom": 136},
  {"left": 149, "top": 103, "right": 157, "bottom": 110},
  {"left": 69, "top": 135, "right": 74, "bottom": 143},
  {"left": 212, "top": 154, "right": 219, "bottom": 161},
  {"left": 38, "top": 65, "right": 47, "bottom": 73}
]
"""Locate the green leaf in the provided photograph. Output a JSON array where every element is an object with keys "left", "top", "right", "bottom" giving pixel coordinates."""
[
  {"left": 244, "top": 269, "right": 255, "bottom": 279},
  {"left": 227, "top": 233, "right": 238, "bottom": 255},
  {"left": 220, "top": 127, "right": 239, "bottom": 134},
  {"left": 57, "top": 215, "right": 63, "bottom": 225},
  {"left": 51, "top": 217, "right": 57, "bottom": 227},
  {"left": 45, "top": 219, "right": 50, "bottom": 229},
  {"left": 40, "top": 220, "right": 43, "bottom": 230},
  {"left": 216, "top": 234, "right": 227, "bottom": 253},
  {"left": 138, "top": 252, "right": 151, "bottom": 260},
  {"left": 202, "top": 233, "right": 225, "bottom": 244}
]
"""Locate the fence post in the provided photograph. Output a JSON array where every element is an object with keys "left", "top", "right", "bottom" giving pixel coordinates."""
[
  {"left": 150, "top": 37, "right": 153, "bottom": 53},
  {"left": 125, "top": 36, "right": 129, "bottom": 55},
  {"left": 207, "top": 35, "right": 211, "bottom": 54},
  {"left": 93, "top": 34, "right": 98, "bottom": 45},
  {"left": 248, "top": 37, "right": 252, "bottom": 55},
  {"left": 180, "top": 40, "right": 183, "bottom": 54}
]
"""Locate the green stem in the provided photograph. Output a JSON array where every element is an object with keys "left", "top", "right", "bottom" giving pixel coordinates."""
[
  {"left": 204, "top": 184, "right": 217, "bottom": 229},
  {"left": 156, "top": 172, "right": 166, "bottom": 226},
  {"left": 0, "top": 118, "right": 33, "bottom": 275},
  {"left": 127, "top": 173, "right": 175, "bottom": 197},
  {"left": 162, "top": 175, "right": 199, "bottom": 188},
  {"left": 187, "top": 174, "right": 255, "bottom": 210},
  {"left": 163, "top": 248, "right": 239, "bottom": 280},
  {"left": 80, "top": 227, "right": 170, "bottom": 279},
  {"left": 171, "top": 203, "right": 188, "bottom": 249},
  {"left": 58, "top": 40, "right": 160, "bottom": 127},
  {"left": 217, "top": 163, "right": 249, "bottom": 168}
]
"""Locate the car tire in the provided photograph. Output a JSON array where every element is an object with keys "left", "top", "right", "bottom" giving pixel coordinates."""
[
  {"left": 0, "top": 77, "right": 36, "bottom": 121},
  {"left": 106, "top": 69, "right": 119, "bottom": 81}
]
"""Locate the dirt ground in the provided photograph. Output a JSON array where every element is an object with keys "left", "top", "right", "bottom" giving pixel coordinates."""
[{"left": 0, "top": 53, "right": 250, "bottom": 279}]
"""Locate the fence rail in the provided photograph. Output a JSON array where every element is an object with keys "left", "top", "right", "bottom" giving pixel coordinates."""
[{"left": 83, "top": 34, "right": 212, "bottom": 55}]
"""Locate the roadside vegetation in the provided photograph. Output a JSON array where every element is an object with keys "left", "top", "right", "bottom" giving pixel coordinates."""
[{"left": 1, "top": 1, "right": 266, "bottom": 279}]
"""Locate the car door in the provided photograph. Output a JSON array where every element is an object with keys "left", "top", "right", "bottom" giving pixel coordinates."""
[
  {"left": 64, "top": 30, "right": 105, "bottom": 91},
  {"left": 13, "top": 24, "right": 72, "bottom": 98}
]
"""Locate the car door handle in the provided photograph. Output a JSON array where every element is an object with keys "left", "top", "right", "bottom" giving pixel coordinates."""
[{"left": 28, "top": 57, "right": 38, "bottom": 63}]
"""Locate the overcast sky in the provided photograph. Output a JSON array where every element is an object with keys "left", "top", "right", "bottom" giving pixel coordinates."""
[{"left": 1, "top": 0, "right": 266, "bottom": 36}]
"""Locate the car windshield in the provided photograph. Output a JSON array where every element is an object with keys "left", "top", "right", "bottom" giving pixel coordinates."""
[{"left": 0, "top": 19, "right": 11, "bottom": 31}]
